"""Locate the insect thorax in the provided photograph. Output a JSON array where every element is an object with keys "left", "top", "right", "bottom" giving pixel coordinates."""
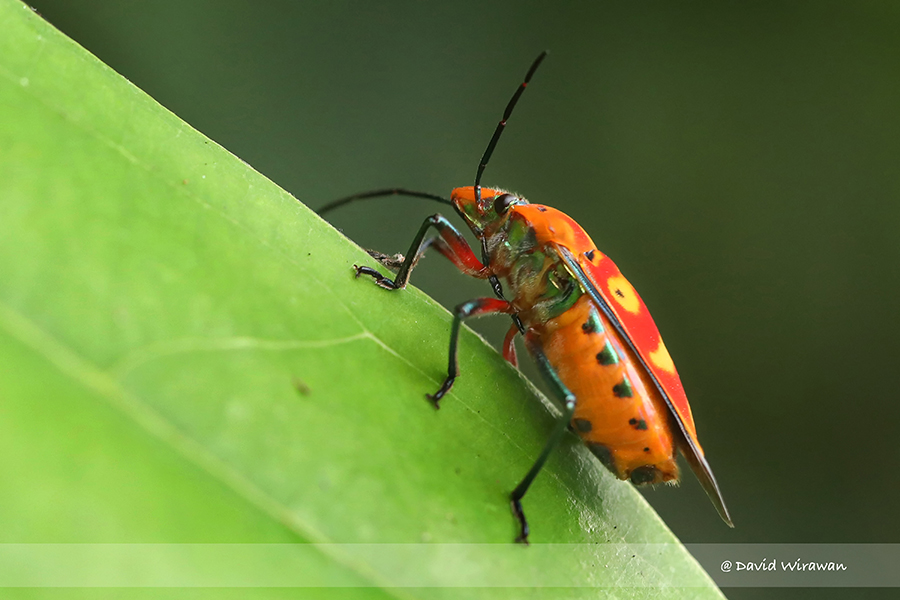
[{"left": 487, "top": 214, "right": 582, "bottom": 327}]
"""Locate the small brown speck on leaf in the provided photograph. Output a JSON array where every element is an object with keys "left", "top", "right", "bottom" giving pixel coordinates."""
[{"left": 293, "top": 377, "right": 311, "bottom": 396}]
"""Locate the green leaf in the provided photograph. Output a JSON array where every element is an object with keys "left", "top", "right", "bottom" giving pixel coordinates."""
[{"left": 0, "top": 0, "right": 725, "bottom": 597}]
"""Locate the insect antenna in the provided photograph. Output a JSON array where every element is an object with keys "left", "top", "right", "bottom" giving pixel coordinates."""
[
  {"left": 474, "top": 51, "right": 548, "bottom": 206},
  {"left": 317, "top": 188, "right": 453, "bottom": 216}
]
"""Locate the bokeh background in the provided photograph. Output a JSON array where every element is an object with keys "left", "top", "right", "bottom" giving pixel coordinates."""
[{"left": 24, "top": 1, "right": 900, "bottom": 598}]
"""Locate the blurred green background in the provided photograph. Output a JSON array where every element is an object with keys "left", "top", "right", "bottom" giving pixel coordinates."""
[{"left": 23, "top": 0, "right": 900, "bottom": 597}]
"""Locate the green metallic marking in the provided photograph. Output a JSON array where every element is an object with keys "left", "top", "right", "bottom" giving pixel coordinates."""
[
  {"left": 596, "top": 341, "right": 618, "bottom": 364},
  {"left": 628, "top": 418, "right": 648, "bottom": 431},
  {"left": 508, "top": 247, "right": 582, "bottom": 321},
  {"left": 509, "top": 250, "right": 547, "bottom": 294},
  {"left": 613, "top": 377, "right": 634, "bottom": 398},
  {"left": 544, "top": 269, "right": 583, "bottom": 319},
  {"left": 548, "top": 286, "right": 582, "bottom": 318},
  {"left": 581, "top": 309, "right": 603, "bottom": 335},
  {"left": 547, "top": 268, "right": 565, "bottom": 292},
  {"left": 460, "top": 202, "right": 481, "bottom": 230},
  {"left": 516, "top": 250, "right": 546, "bottom": 278},
  {"left": 522, "top": 227, "right": 538, "bottom": 250},
  {"left": 573, "top": 418, "right": 592, "bottom": 433},
  {"left": 506, "top": 217, "right": 537, "bottom": 251}
]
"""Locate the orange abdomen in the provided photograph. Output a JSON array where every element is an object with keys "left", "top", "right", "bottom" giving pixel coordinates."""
[{"left": 526, "top": 295, "right": 679, "bottom": 484}]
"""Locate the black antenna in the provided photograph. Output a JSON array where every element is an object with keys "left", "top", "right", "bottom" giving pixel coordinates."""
[
  {"left": 474, "top": 51, "right": 548, "bottom": 206},
  {"left": 317, "top": 188, "right": 453, "bottom": 216}
]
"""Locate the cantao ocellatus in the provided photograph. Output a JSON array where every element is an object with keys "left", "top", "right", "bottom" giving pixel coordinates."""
[{"left": 318, "top": 53, "right": 732, "bottom": 543}]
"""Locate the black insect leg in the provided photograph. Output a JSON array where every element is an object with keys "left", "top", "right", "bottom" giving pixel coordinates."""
[
  {"left": 355, "top": 214, "right": 485, "bottom": 290},
  {"left": 510, "top": 341, "right": 576, "bottom": 544},
  {"left": 427, "top": 297, "right": 515, "bottom": 409}
]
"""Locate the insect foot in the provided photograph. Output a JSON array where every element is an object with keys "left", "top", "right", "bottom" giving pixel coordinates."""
[{"left": 353, "top": 264, "right": 401, "bottom": 290}]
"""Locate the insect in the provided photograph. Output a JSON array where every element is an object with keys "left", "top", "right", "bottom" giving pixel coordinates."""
[{"left": 318, "top": 52, "right": 732, "bottom": 542}]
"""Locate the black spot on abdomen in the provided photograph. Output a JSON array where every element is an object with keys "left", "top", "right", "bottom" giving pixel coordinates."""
[
  {"left": 630, "top": 466, "right": 659, "bottom": 485},
  {"left": 573, "top": 418, "right": 592, "bottom": 433},
  {"left": 596, "top": 342, "right": 618, "bottom": 365},
  {"left": 628, "top": 417, "right": 648, "bottom": 430},
  {"left": 613, "top": 378, "right": 634, "bottom": 398},
  {"left": 587, "top": 442, "right": 616, "bottom": 474}
]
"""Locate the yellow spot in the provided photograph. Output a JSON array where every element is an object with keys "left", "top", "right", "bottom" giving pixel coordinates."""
[
  {"left": 607, "top": 275, "right": 640, "bottom": 314},
  {"left": 650, "top": 339, "right": 676, "bottom": 373}
]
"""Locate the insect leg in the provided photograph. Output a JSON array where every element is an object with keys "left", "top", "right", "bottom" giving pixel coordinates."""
[
  {"left": 428, "top": 237, "right": 491, "bottom": 279},
  {"left": 427, "top": 297, "right": 515, "bottom": 408},
  {"left": 502, "top": 322, "right": 519, "bottom": 368},
  {"left": 355, "top": 214, "right": 489, "bottom": 290},
  {"left": 510, "top": 341, "right": 576, "bottom": 544}
]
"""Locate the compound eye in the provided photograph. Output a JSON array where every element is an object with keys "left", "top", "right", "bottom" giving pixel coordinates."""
[{"left": 493, "top": 193, "right": 517, "bottom": 215}]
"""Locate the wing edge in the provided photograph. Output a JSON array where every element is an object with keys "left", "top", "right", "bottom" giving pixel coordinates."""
[{"left": 555, "top": 244, "right": 733, "bottom": 527}]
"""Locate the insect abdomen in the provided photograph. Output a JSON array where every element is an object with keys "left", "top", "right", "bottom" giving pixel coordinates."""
[{"left": 527, "top": 295, "right": 679, "bottom": 484}]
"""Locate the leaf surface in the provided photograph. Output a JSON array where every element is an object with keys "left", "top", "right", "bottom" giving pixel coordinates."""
[{"left": 0, "top": 1, "right": 725, "bottom": 597}]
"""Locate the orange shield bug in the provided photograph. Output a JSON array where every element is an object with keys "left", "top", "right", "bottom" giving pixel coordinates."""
[{"left": 319, "top": 52, "right": 732, "bottom": 542}]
